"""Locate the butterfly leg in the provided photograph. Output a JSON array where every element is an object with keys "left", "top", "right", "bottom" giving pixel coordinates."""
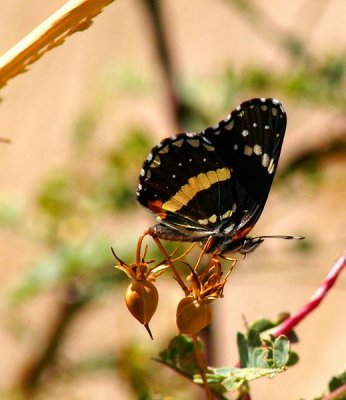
[{"left": 150, "top": 234, "right": 189, "bottom": 294}]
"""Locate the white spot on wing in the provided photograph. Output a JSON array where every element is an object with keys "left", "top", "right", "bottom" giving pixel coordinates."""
[
  {"left": 225, "top": 120, "right": 234, "bottom": 131},
  {"left": 242, "top": 130, "right": 249, "bottom": 137},
  {"left": 223, "top": 223, "right": 235, "bottom": 234},
  {"left": 244, "top": 145, "right": 253, "bottom": 156},
  {"left": 234, "top": 144, "right": 238, "bottom": 150},
  {"left": 223, "top": 114, "right": 231, "bottom": 123},
  {"left": 147, "top": 153, "right": 153, "bottom": 162},
  {"left": 254, "top": 144, "right": 262, "bottom": 155},
  {"left": 262, "top": 153, "right": 270, "bottom": 167}
]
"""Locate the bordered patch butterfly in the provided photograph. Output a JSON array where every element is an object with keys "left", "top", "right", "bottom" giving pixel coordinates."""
[{"left": 137, "top": 98, "right": 302, "bottom": 255}]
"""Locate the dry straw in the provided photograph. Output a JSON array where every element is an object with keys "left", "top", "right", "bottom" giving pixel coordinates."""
[{"left": 0, "top": 0, "right": 116, "bottom": 89}]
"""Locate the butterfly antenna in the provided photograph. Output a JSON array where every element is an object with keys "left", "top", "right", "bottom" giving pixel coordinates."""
[{"left": 254, "top": 235, "right": 305, "bottom": 241}]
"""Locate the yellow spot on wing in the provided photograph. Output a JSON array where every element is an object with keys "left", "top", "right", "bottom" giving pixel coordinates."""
[
  {"left": 162, "top": 168, "right": 231, "bottom": 212},
  {"left": 173, "top": 139, "right": 184, "bottom": 147},
  {"left": 152, "top": 156, "right": 161, "bottom": 167},
  {"left": 221, "top": 209, "right": 232, "bottom": 219},
  {"left": 209, "top": 214, "right": 217, "bottom": 223},
  {"left": 187, "top": 139, "right": 200, "bottom": 147}
]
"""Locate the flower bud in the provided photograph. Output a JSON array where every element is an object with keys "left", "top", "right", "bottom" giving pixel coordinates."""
[
  {"left": 125, "top": 280, "right": 158, "bottom": 339},
  {"left": 176, "top": 296, "right": 212, "bottom": 335}
]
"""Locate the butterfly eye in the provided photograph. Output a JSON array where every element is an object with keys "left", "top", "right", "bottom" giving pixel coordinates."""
[{"left": 238, "top": 238, "right": 264, "bottom": 255}]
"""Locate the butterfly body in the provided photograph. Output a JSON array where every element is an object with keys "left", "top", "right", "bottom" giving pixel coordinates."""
[{"left": 136, "top": 98, "right": 287, "bottom": 255}]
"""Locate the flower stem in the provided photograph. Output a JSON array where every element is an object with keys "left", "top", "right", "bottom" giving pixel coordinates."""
[
  {"left": 273, "top": 252, "right": 346, "bottom": 337},
  {"left": 191, "top": 334, "right": 213, "bottom": 400}
]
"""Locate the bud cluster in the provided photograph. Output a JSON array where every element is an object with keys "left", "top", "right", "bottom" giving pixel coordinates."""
[{"left": 113, "top": 234, "right": 234, "bottom": 339}]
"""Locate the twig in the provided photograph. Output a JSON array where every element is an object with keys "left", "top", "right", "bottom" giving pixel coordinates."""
[
  {"left": 140, "top": 0, "right": 183, "bottom": 132},
  {"left": 191, "top": 334, "right": 213, "bottom": 400},
  {"left": 0, "top": 0, "right": 116, "bottom": 89},
  {"left": 15, "top": 283, "right": 90, "bottom": 395},
  {"left": 273, "top": 252, "right": 346, "bottom": 337}
]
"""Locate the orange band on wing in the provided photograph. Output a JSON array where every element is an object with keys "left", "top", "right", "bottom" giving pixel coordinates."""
[
  {"left": 147, "top": 200, "right": 167, "bottom": 219},
  {"left": 232, "top": 226, "right": 253, "bottom": 241}
]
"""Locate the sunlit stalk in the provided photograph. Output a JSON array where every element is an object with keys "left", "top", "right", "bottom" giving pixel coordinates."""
[{"left": 0, "top": 0, "right": 116, "bottom": 89}]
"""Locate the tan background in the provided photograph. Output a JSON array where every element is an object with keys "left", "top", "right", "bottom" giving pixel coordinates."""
[{"left": 0, "top": 1, "right": 345, "bottom": 399}]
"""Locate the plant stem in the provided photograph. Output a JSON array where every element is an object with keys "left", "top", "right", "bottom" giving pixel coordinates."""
[
  {"left": 141, "top": 0, "right": 183, "bottom": 132},
  {"left": 191, "top": 334, "right": 213, "bottom": 400},
  {"left": 273, "top": 252, "right": 346, "bottom": 337}
]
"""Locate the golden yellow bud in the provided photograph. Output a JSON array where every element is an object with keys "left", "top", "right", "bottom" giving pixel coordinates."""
[
  {"left": 176, "top": 296, "right": 212, "bottom": 335},
  {"left": 125, "top": 280, "right": 158, "bottom": 339}
]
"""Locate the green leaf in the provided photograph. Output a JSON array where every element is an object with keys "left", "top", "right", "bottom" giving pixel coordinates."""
[
  {"left": 249, "top": 318, "right": 276, "bottom": 333},
  {"left": 237, "top": 329, "right": 292, "bottom": 369},
  {"left": 273, "top": 336, "right": 290, "bottom": 367},
  {"left": 329, "top": 369, "right": 346, "bottom": 392},
  {"left": 156, "top": 336, "right": 201, "bottom": 377},
  {"left": 237, "top": 332, "right": 249, "bottom": 368},
  {"left": 286, "top": 350, "right": 299, "bottom": 366},
  {"left": 194, "top": 366, "right": 285, "bottom": 393}
]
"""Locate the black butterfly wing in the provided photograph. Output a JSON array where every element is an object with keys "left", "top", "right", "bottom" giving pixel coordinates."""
[{"left": 136, "top": 98, "right": 286, "bottom": 243}]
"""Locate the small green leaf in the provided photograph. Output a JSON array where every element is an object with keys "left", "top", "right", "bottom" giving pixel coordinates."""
[
  {"left": 329, "top": 369, "right": 346, "bottom": 392},
  {"left": 156, "top": 336, "right": 200, "bottom": 377},
  {"left": 237, "top": 332, "right": 249, "bottom": 368},
  {"left": 273, "top": 336, "right": 290, "bottom": 367},
  {"left": 249, "top": 318, "right": 276, "bottom": 333},
  {"left": 286, "top": 350, "right": 299, "bottom": 366}
]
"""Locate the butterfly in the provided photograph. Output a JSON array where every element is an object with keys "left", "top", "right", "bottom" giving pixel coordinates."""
[{"left": 136, "top": 98, "right": 301, "bottom": 255}]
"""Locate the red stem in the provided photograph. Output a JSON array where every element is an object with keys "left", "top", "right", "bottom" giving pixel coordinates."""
[
  {"left": 273, "top": 252, "right": 346, "bottom": 337},
  {"left": 235, "top": 252, "right": 346, "bottom": 370}
]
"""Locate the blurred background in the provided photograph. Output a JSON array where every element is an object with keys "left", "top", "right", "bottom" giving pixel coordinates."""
[{"left": 0, "top": 0, "right": 345, "bottom": 399}]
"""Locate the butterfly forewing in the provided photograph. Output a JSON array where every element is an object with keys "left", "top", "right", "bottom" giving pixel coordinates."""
[{"left": 137, "top": 98, "right": 287, "bottom": 247}]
